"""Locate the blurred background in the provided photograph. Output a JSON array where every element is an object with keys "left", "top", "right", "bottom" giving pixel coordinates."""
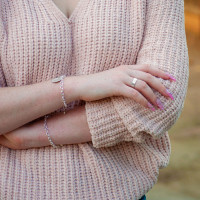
[{"left": 148, "top": 1, "right": 200, "bottom": 199}]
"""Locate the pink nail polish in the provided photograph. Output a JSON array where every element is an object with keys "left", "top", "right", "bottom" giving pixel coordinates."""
[
  {"left": 165, "top": 72, "right": 176, "bottom": 81},
  {"left": 166, "top": 89, "right": 174, "bottom": 100},
  {"left": 156, "top": 98, "right": 164, "bottom": 110},
  {"left": 147, "top": 102, "right": 156, "bottom": 111}
]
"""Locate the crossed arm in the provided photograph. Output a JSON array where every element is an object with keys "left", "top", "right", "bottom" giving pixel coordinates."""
[
  {"left": 0, "top": 104, "right": 92, "bottom": 149},
  {"left": 0, "top": 75, "right": 90, "bottom": 149},
  {"left": 0, "top": 0, "right": 189, "bottom": 150}
]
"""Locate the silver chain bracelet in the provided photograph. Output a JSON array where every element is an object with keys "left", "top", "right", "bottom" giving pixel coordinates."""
[
  {"left": 51, "top": 75, "right": 68, "bottom": 114},
  {"left": 43, "top": 74, "right": 68, "bottom": 148},
  {"left": 44, "top": 115, "right": 63, "bottom": 148}
]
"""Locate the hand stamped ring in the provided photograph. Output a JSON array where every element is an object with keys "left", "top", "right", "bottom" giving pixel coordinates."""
[{"left": 131, "top": 78, "right": 138, "bottom": 88}]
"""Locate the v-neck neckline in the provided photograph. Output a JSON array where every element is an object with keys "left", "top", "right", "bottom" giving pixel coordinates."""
[{"left": 47, "top": 0, "right": 86, "bottom": 23}]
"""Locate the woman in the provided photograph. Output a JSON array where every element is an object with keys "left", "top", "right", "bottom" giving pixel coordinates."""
[{"left": 0, "top": 0, "right": 189, "bottom": 199}]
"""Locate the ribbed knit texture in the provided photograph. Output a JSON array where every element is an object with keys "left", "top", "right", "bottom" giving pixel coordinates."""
[{"left": 0, "top": 0, "right": 189, "bottom": 199}]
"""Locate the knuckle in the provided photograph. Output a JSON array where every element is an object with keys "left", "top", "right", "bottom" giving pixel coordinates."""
[
  {"left": 143, "top": 99, "right": 148, "bottom": 107},
  {"left": 116, "top": 68, "right": 126, "bottom": 78},
  {"left": 145, "top": 101, "right": 149, "bottom": 108},
  {"left": 139, "top": 81, "right": 147, "bottom": 89},
  {"left": 158, "top": 82, "right": 166, "bottom": 94},
  {"left": 112, "top": 74, "right": 123, "bottom": 85},
  {"left": 139, "top": 96, "right": 146, "bottom": 106},
  {"left": 147, "top": 65, "right": 153, "bottom": 73},
  {"left": 122, "top": 86, "right": 132, "bottom": 98},
  {"left": 157, "top": 69, "right": 165, "bottom": 77},
  {"left": 161, "top": 86, "right": 167, "bottom": 94},
  {"left": 153, "top": 96, "right": 158, "bottom": 105},
  {"left": 146, "top": 73, "right": 153, "bottom": 81},
  {"left": 132, "top": 89, "right": 139, "bottom": 98},
  {"left": 142, "top": 64, "right": 149, "bottom": 70}
]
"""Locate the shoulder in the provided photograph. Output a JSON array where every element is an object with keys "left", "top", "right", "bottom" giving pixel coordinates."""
[
  {"left": 145, "top": 0, "right": 184, "bottom": 9},
  {"left": 147, "top": 0, "right": 184, "bottom": 8},
  {"left": 145, "top": 0, "right": 184, "bottom": 16}
]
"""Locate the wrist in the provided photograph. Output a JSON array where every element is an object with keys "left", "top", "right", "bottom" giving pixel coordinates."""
[{"left": 63, "top": 76, "right": 80, "bottom": 103}]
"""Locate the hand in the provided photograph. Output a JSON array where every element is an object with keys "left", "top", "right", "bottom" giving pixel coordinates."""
[{"left": 73, "top": 64, "right": 176, "bottom": 109}]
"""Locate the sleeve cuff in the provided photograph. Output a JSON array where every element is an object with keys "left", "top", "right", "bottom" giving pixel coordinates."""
[{"left": 85, "top": 97, "right": 144, "bottom": 148}]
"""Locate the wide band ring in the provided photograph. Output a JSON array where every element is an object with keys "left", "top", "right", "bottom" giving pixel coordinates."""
[{"left": 131, "top": 78, "right": 138, "bottom": 88}]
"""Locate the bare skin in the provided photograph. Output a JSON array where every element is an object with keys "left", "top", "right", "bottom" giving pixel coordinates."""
[
  {"left": 0, "top": 105, "right": 91, "bottom": 149},
  {"left": 0, "top": 76, "right": 79, "bottom": 134},
  {"left": 52, "top": 0, "right": 80, "bottom": 19}
]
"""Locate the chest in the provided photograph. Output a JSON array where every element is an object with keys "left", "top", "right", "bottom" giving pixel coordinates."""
[
  {"left": 1, "top": 0, "right": 146, "bottom": 86},
  {"left": 52, "top": 0, "right": 80, "bottom": 19}
]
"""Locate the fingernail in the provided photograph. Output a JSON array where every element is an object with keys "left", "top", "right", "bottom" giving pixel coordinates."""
[
  {"left": 156, "top": 98, "right": 164, "bottom": 110},
  {"left": 165, "top": 72, "right": 176, "bottom": 81},
  {"left": 166, "top": 88, "right": 174, "bottom": 100},
  {"left": 147, "top": 102, "right": 156, "bottom": 111}
]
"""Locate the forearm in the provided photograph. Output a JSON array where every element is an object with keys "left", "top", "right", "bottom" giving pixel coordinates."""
[
  {"left": 29, "top": 105, "right": 92, "bottom": 147},
  {"left": 46, "top": 105, "right": 92, "bottom": 145},
  {"left": 0, "top": 76, "right": 79, "bottom": 135}
]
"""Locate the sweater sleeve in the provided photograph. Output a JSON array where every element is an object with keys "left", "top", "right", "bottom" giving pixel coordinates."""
[
  {"left": 85, "top": 0, "right": 189, "bottom": 148},
  {"left": 0, "top": 61, "right": 6, "bottom": 87},
  {"left": 0, "top": 63, "right": 5, "bottom": 87}
]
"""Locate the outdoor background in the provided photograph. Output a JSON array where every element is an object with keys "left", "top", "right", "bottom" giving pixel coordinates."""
[{"left": 147, "top": 1, "right": 200, "bottom": 199}]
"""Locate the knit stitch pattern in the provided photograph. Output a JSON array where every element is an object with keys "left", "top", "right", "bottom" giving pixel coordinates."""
[{"left": 0, "top": 0, "right": 189, "bottom": 199}]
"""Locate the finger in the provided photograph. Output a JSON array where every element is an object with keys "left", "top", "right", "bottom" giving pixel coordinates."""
[
  {"left": 124, "top": 77, "right": 160, "bottom": 108},
  {"left": 120, "top": 84, "right": 156, "bottom": 111},
  {"left": 127, "top": 64, "right": 176, "bottom": 82},
  {"left": 127, "top": 69, "right": 173, "bottom": 100},
  {"left": 0, "top": 135, "right": 24, "bottom": 149}
]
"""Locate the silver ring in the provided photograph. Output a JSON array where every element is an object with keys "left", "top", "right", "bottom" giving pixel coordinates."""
[{"left": 131, "top": 78, "right": 138, "bottom": 88}]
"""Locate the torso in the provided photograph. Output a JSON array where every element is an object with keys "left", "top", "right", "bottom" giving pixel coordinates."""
[
  {"left": 52, "top": 0, "right": 80, "bottom": 19},
  {"left": 0, "top": 1, "right": 172, "bottom": 199}
]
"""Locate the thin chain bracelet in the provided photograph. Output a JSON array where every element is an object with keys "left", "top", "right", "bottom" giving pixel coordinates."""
[
  {"left": 51, "top": 75, "right": 68, "bottom": 115},
  {"left": 44, "top": 115, "right": 63, "bottom": 149}
]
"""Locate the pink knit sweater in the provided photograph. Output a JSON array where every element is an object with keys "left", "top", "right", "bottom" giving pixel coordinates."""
[{"left": 0, "top": 0, "right": 189, "bottom": 199}]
